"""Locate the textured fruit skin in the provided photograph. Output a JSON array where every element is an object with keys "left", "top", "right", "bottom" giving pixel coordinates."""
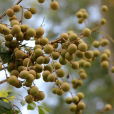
[
  {"left": 35, "top": 64, "right": 43, "bottom": 73},
  {"left": 78, "top": 43, "right": 88, "bottom": 52},
  {"left": 47, "top": 74, "right": 55, "bottom": 82},
  {"left": 92, "top": 40, "right": 100, "bottom": 48},
  {"left": 56, "top": 69, "right": 65, "bottom": 78},
  {"left": 56, "top": 88, "right": 64, "bottom": 96},
  {"left": 26, "top": 74, "right": 34, "bottom": 82},
  {"left": 65, "top": 52, "right": 74, "bottom": 61},
  {"left": 52, "top": 87, "right": 57, "bottom": 94},
  {"left": 52, "top": 51, "right": 60, "bottom": 60},
  {"left": 35, "top": 91, "right": 45, "bottom": 101},
  {"left": 65, "top": 97, "right": 72, "bottom": 104},
  {"left": 77, "top": 92, "right": 84, "bottom": 100},
  {"left": 68, "top": 44, "right": 77, "bottom": 54},
  {"left": 35, "top": 48, "right": 43, "bottom": 57},
  {"left": 59, "top": 57, "right": 68, "bottom": 65},
  {"left": 20, "top": 70, "right": 29, "bottom": 79},
  {"left": 77, "top": 101, "right": 86, "bottom": 110},
  {"left": 6, "top": 8, "right": 14, "bottom": 17},
  {"left": 25, "top": 95, "right": 34, "bottom": 103},
  {"left": 40, "top": 37, "right": 49, "bottom": 46},
  {"left": 38, "top": 0, "right": 45, "bottom": 3},
  {"left": 36, "top": 56, "right": 44, "bottom": 64},
  {"left": 30, "top": 7, "right": 37, "bottom": 14},
  {"left": 72, "top": 96, "right": 79, "bottom": 103},
  {"left": 36, "top": 27, "right": 44, "bottom": 36},
  {"left": 101, "top": 61, "right": 108, "bottom": 68},
  {"left": 54, "top": 62, "right": 61, "bottom": 70},
  {"left": 69, "top": 104, "right": 77, "bottom": 112},
  {"left": 13, "top": 5, "right": 21, "bottom": 12},
  {"left": 26, "top": 28, "right": 36, "bottom": 37},
  {"left": 15, "top": 50, "right": 24, "bottom": 59},
  {"left": 8, "top": 75, "right": 18, "bottom": 86},
  {"left": 101, "top": 5, "right": 108, "bottom": 12},
  {"left": 76, "top": 50, "right": 85, "bottom": 58},
  {"left": 61, "top": 82, "right": 70, "bottom": 92},
  {"left": 29, "top": 86, "right": 39, "bottom": 96},
  {"left": 71, "top": 62, "right": 79, "bottom": 69},
  {"left": 12, "top": 25, "right": 21, "bottom": 34},
  {"left": 24, "top": 10, "right": 32, "bottom": 19},
  {"left": 85, "top": 51, "right": 93, "bottom": 59},
  {"left": 11, "top": 70, "right": 19, "bottom": 77},
  {"left": 44, "top": 44, "right": 53, "bottom": 54},
  {"left": 60, "top": 33, "right": 68, "bottom": 40},
  {"left": 82, "top": 28, "right": 91, "bottom": 37},
  {"left": 104, "top": 104, "right": 112, "bottom": 111},
  {"left": 100, "top": 18, "right": 106, "bottom": 25},
  {"left": 68, "top": 33, "right": 78, "bottom": 41},
  {"left": 50, "top": 1, "right": 59, "bottom": 10}
]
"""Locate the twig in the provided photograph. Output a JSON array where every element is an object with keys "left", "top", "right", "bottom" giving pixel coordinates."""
[
  {"left": 0, "top": 78, "right": 8, "bottom": 84},
  {"left": 20, "top": 6, "right": 24, "bottom": 24},
  {"left": 26, "top": 53, "right": 33, "bottom": 70},
  {"left": 14, "top": 104, "right": 22, "bottom": 113}
]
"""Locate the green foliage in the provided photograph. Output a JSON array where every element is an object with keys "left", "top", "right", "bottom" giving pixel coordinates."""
[
  {"left": 38, "top": 106, "right": 51, "bottom": 114},
  {"left": 27, "top": 102, "right": 36, "bottom": 110}
]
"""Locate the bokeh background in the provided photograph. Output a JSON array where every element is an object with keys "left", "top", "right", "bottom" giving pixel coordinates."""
[{"left": 0, "top": 0, "right": 114, "bottom": 114}]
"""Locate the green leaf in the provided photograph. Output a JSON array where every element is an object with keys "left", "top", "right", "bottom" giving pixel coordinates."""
[
  {"left": 0, "top": 105, "right": 7, "bottom": 113},
  {"left": 38, "top": 106, "right": 51, "bottom": 114},
  {"left": 7, "top": 110, "right": 20, "bottom": 114},
  {"left": 7, "top": 91, "right": 23, "bottom": 98},
  {"left": 0, "top": 100, "right": 12, "bottom": 111},
  {"left": 27, "top": 102, "right": 36, "bottom": 110},
  {"left": 20, "top": 100, "right": 26, "bottom": 106}
]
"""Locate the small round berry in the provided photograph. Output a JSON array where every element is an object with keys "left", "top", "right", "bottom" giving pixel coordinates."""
[
  {"left": 50, "top": 1, "right": 59, "bottom": 10},
  {"left": 82, "top": 28, "right": 91, "bottom": 37}
]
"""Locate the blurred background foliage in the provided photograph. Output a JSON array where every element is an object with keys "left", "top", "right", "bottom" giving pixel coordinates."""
[{"left": 0, "top": 0, "right": 114, "bottom": 114}]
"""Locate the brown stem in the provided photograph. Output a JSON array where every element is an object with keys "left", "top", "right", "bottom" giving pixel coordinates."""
[
  {"left": 0, "top": 0, "right": 23, "bottom": 19},
  {"left": 20, "top": 6, "right": 24, "bottom": 25},
  {"left": 0, "top": 78, "right": 8, "bottom": 84}
]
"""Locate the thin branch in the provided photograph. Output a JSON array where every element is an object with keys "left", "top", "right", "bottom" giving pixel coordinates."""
[{"left": 0, "top": 78, "right": 8, "bottom": 84}]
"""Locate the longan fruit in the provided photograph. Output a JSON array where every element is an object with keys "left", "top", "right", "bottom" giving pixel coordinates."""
[
  {"left": 85, "top": 51, "right": 93, "bottom": 59},
  {"left": 29, "top": 70, "right": 36, "bottom": 78},
  {"left": 15, "top": 50, "right": 24, "bottom": 59},
  {"left": 24, "top": 10, "right": 32, "bottom": 19},
  {"left": 77, "top": 59, "right": 85, "bottom": 67},
  {"left": 76, "top": 11, "right": 83, "bottom": 18},
  {"left": 61, "top": 82, "right": 70, "bottom": 92},
  {"left": 111, "top": 66, "right": 114, "bottom": 73},
  {"left": 101, "top": 5, "right": 108, "bottom": 12},
  {"left": 56, "top": 88, "right": 64, "bottom": 96},
  {"left": 12, "top": 25, "right": 21, "bottom": 34},
  {"left": 72, "top": 96, "right": 79, "bottom": 103},
  {"left": 55, "top": 80, "right": 62, "bottom": 86},
  {"left": 100, "top": 38, "right": 109, "bottom": 47},
  {"left": 35, "top": 48, "right": 43, "bottom": 57},
  {"left": 30, "top": 7, "right": 37, "bottom": 14},
  {"left": 104, "top": 49, "right": 111, "bottom": 57},
  {"left": 38, "top": 0, "right": 45, "bottom": 3},
  {"left": 8, "top": 75, "right": 18, "bottom": 86},
  {"left": 78, "top": 18, "right": 84, "bottom": 24},
  {"left": 56, "top": 69, "right": 65, "bottom": 78},
  {"left": 35, "top": 91, "right": 45, "bottom": 101},
  {"left": 36, "top": 27, "right": 44, "bottom": 36},
  {"left": 69, "top": 104, "right": 77, "bottom": 112},
  {"left": 60, "top": 33, "right": 68, "bottom": 40},
  {"left": 78, "top": 43, "right": 88, "bottom": 52},
  {"left": 68, "top": 33, "right": 78, "bottom": 41},
  {"left": 77, "top": 92, "right": 84, "bottom": 100},
  {"left": 52, "top": 51, "right": 60, "bottom": 60},
  {"left": 82, "top": 28, "right": 91, "bottom": 37},
  {"left": 26, "top": 28, "right": 36, "bottom": 37},
  {"left": 61, "top": 49, "right": 67, "bottom": 58},
  {"left": 100, "top": 53, "right": 108, "bottom": 61},
  {"left": 50, "top": 1, "right": 59, "bottom": 10},
  {"left": 40, "top": 37, "right": 49, "bottom": 46},
  {"left": 42, "top": 70, "right": 50, "bottom": 79},
  {"left": 15, "top": 80, "right": 22, "bottom": 88},
  {"left": 93, "top": 50, "right": 100, "bottom": 57},
  {"left": 34, "top": 44, "right": 42, "bottom": 50},
  {"left": 8, "top": 62, "right": 15, "bottom": 71},
  {"left": 77, "top": 80, "right": 83, "bottom": 86},
  {"left": 11, "top": 70, "right": 19, "bottom": 77},
  {"left": 0, "top": 24, "right": 4, "bottom": 33},
  {"left": 52, "top": 87, "right": 57, "bottom": 94},
  {"left": 15, "top": 31, "right": 24, "bottom": 41},
  {"left": 18, "top": 66, "right": 26, "bottom": 72},
  {"left": 35, "top": 64, "right": 43, "bottom": 73},
  {"left": 65, "top": 52, "right": 74, "bottom": 61},
  {"left": 54, "top": 62, "right": 61, "bottom": 70},
  {"left": 76, "top": 50, "right": 85, "bottom": 58},
  {"left": 67, "top": 30, "right": 74, "bottom": 35},
  {"left": 92, "top": 40, "right": 100, "bottom": 48},
  {"left": 10, "top": 20, "right": 20, "bottom": 27},
  {"left": 100, "top": 18, "right": 106, "bottom": 25},
  {"left": 68, "top": 44, "right": 77, "bottom": 54},
  {"left": 23, "top": 58, "right": 32, "bottom": 67},
  {"left": 82, "top": 12, "right": 88, "bottom": 19},
  {"left": 65, "top": 97, "right": 72, "bottom": 104},
  {"left": 25, "top": 95, "right": 34, "bottom": 103},
  {"left": 36, "top": 73, "right": 41, "bottom": 79},
  {"left": 80, "top": 8, "right": 86, "bottom": 13},
  {"left": 6, "top": 8, "right": 14, "bottom": 17},
  {"left": 104, "top": 104, "right": 112, "bottom": 111},
  {"left": 9, "top": 15, "right": 17, "bottom": 21},
  {"left": 59, "top": 56, "right": 68, "bottom": 65},
  {"left": 77, "top": 101, "right": 86, "bottom": 110},
  {"left": 53, "top": 43, "right": 58, "bottom": 49},
  {"left": 78, "top": 69, "right": 85, "bottom": 74},
  {"left": 20, "top": 70, "right": 29, "bottom": 79},
  {"left": 5, "top": 41, "right": 11, "bottom": 48},
  {"left": 71, "top": 78, "right": 78, "bottom": 85},
  {"left": 3, "top": 26, "right": 11, "bottom": 35},
  {"left": 44, "top": 56, "right": 50, "bottom": 64},
  {"left": 47, "top": 74, "right": 55, "bottom": 82},
  {"left": 44, "top": 44, "right": 53, "bottom": 54},
  {"left": 5, "top": 34, "right": 13, "bottom": 41},
  {"left": 61, "top": 43, "right": 68, "bottom": 49},
  {"left": 79, "top": 72, "right": 87, "bottom": 79},
  {"left": 84, "top": 61, "right": 91, "bottom": 68},
  {"left": 36, "top": 56, "right": 44, "bottom": 64},
  {"left": 71, "top": 62, "right": 79, "bottom": 69},
  {"left": 29, "top": 86, "right": 39, "bottom": 96},
  {"left": 44, "top": 64, "right": 53, "bottom": 73},
  {"left": 26, "top": 74, "right": 34, "bottom": 82},
  {"left": 13, "top": 5, "right": 21, "bottom": 12},
  {"left": 101, "top": 61, "right": 108, "bottom": 68}
]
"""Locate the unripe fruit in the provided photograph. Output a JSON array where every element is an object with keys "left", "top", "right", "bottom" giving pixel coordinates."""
[
  {"left": 3, "top": 27, "right": 11, "bottom": 35},
  {"left": 12, "top": 25, "right": 21, "bottom": 34},
  {"left": 25, "top": 95, "right": 34, "bottom": 103},
  {"left": 35, "top": 64, "right": 43, "bottom": 73},
  {"left": 15, "top": 50, "right": 24, "bottom": 59},
  {"left": 15, "top": 32, "right": 24, "bottom": 41},
  {"left": 76, "top": 50, "right": 85, "bottom": 58},
  {"left": 68, "top": 44, "right": 77, "bottom": 54},
  {"left": 56, "top": 69, "right": 65, "bottom": 78},
  {"left": 54, "top": 62, "right": 61, "bottom": 70},
  {"left": 20, "top": 70, "right": 29, "bottom": 79},
  {"left": 50, "top": 1, "right": 59, "bottom": 10},
  {"left": 76, "top": 11, "right": 83, "bottom": 18},
  {"left": 65, "top": 52, "right": 74, "bottom": 61},
  {"left": 34, "top": 45, "right": 42, "bottom": 50},
  {"left": 35, "top": 48, "right": 43, "bottom": 57},
  {"left": 100, "top": 18, "right": 106, "bottom": 25},
  {"left": 104, "top": 49, "right": 111, "bottom": 57},
  {"left": 77, "top": 80, "right": 83, "bottom": 86},
  {"left": 44, "top": 56, "right": 50, "bottom": 64},
  {"left": 78, "top": 18, "right": 84, "bottom": 24},
  {"left": 59, "top": 57, "right": 68, "bottom": 65},
  {"left": 30, "top": 7, "right": 37, "bottom": 14},
  {"left": 36, "top": 73, "right": 41, "bottom": 79},
  {"left": 100, "top": 53, "right": 108, "bottom": 61},
  {"left": 85, "top": 51, "right": 93, "bottom": 59},
  {"left": 79, "top": 72, "right": 87, "bottom": 79},
  {"left": 69, "top": 104, "right": 77, "bottom": 112},
  {"left": 93, "top": 50, "right": 100, "bottom": 57},
  {"left": 40, "top": 37, "right": 49, "bottom": 46},
  {"left": 92, "top": 40, "right": 100, "bottom": 48},
  {"left": 100, "top": 39, "right": 109, "bottom": 47},
  {"left": 26, "top": 74, "right": 34, "bottom": 82},
  {"left": 13, "top": 5, "right": 21, "bottom": 12},
  {"left": 104, "top": 104, "right": 112, "bottom": 111},
  {"left": 52, "top": 51, "right": 60, "bottom": 60},
  {"left": 23, "top": 81, "right": 32, "bottom": 87},
  {"left": 61, "top": 49, "right": 67, "bottom": 58},
  {"left": 29, "top": 86, "right": 39, "bottom": 96},
  {"left": 61, "top": 43, "right": 68, "bottom": 49},
  {"left": 77, "top": 92, "right": 84, "bottom": 100},
  {"left": 15, "top": 80, "right": 22, "bottom": 88},
  {"left": 42, "top": 70, "right": 50, "bottom": 80},
  {"left": 71, "top": 62, "right": 79, "bottom": 69},
  {"left": 72, "top": 96, "right": 79, "bottom": 103},
  {"left": 111, "top": 66, "right": 114, "bottom": 73},
  {"left": 60, "top": 33, "right": 68, "bottom": 40},
  {"left": 78, "top": 59, "right": 85, "bottom": 67},
  {"left": 44, "top": 44, "right": 53, "bottom": 54},
  {"left": 84, "top": 61, "right": 91, "bottom": 68},
  {"left": 9, "top": 15, "right": 17, "bottom": 21},
  {"left": 38, "top": 0, "right": 45, "bottom": 3},
  {"left": 35, "top": 91, "right": 45, "bottom": 101},
  {"left": 78, "top": 101, "right": 86, "bottom": 110},
  {"left": 29, "top": 70, "right": 36, "bottom": 78},
  {"left": 101, "top": 5, "right": 108, "bottom": 12},
  {"left": 18, "top": 66, "right": 26, "bottom": 72},
  {"left": 8, "top": 75, "right": 18, "bottom": 86},
  {"left": 71, "top": 79, "right": 78, "bottom": 85},
  {"left": 82, "top": 28, "right": 91, "bottom": 37},
  {"left": 47, "top": 74, "right": 55, "bottom": 82},
  {"left": 24, "top": 11, "right": 32, "bottom": 19},
  {"left": 52, "top": 87, "right": 57, "bottom": 94},
  {"left": 6, "top": 8, "right": 14, "bottom": 17},
  {"left": 10, "top": 20, "right": 20, "bottom": 27},
  {"left": 53, "top": 43, "right": 58, "bottom": 49},
  {"left": 101, "top": 61, "right": 108, "bottom": 68},
  {"left": 36, "top": 27, "right": 44, "bottom": 36},
  {"left": 78, "top": 43, "right": 88, "bottom": 52},
  {"left": 61, "top": 82, "right": 70, "bottom": 92},
  {"left": 78, "top": 69, "right": 85, "bottom": 74},
  {"left": 55, "top": 80, "right": 62, "bottom": 86},
  {"left": 26, "top": 28, "right": 36, "bottom": 37},
  {"left": 80, "top": 8, "right": 86, "bottom": 13},
  {"left": 68, "top": 33, "right": 78, "bottom": 41},
  {"left": 8, "top": 62, "right": 15, "bottom": 71},
  {"left": 23, "top": 58, "right": 32, "bottom": 67},
  {"left": 82, "top": 12, "right": 88, "bottom": 19},
  {"left": 65, "top": 97, "right": 72, "bottom": 104},
  {"left": 44, "top": 64, "right": 53, "bottom": 73},
  {"left": 56, "top": 88, "right": 64, "bottom": 96},
  {"left": 36, "top": 56, "right": 44, "bottom": 64},
  {"left": 11, "top": 70, "right": 19, "bottom": 77}
]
